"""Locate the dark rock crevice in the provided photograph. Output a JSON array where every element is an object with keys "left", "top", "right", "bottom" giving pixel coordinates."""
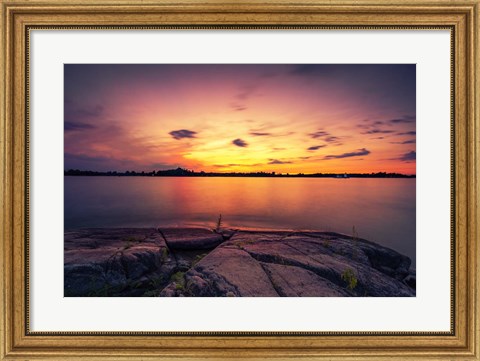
[
  {"left": 243, "top": 248, "right": 345, "bottom": 291},
  {"left": 259, "top": 263, "right": 284, "bottom": 297},
  {"left": 157, "top": 228, "right": 178, "bottom": 266}
]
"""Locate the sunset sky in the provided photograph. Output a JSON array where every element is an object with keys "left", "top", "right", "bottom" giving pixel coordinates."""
[{"left": 64, "top": 64, "right": 416, "bottom": 174}]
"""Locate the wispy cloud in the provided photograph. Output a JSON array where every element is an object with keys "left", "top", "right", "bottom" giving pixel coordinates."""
[
  {"left": 397, "top": 131, "right": 416, "bottom": 136},
  {"left": 64, "top": 104, "right": 104, "bottom": 132},
  {"left": 65, "top": 151, "right": 183, "bottom": 172},
  {"left": 250, "top": 131, "right": 271, "bottom": 136},
  {"left": 268, "top": 159, "right": 292, "bottom": 165},
  {"left": 232, "top": 138, "right": 248, "bottom": 147},
  {"left": 74, "top": 105, "right": 104, "bottom": 118},
  {"left": 392, "top": 150, "right": 416, "bottom": 162},
  {"left": 150, "top": 162, "right": 185, "bottom": 169},
  {"left": 323, "top": 148, "right": 371, "bottom": 160},
  {"left": 231, "top": 103, "right": 247, "bottom": 111},
  {"left": 249, "top": 122, "right": 296, "bottom": 138},
  {"left": 65, "top": 152, "right": 111, "bottom": 163},
  {"left": 309, "top": 130, "right": 329, "bottom": 139},
  {"left": 391, "top": 139, "right": 416, "bottom": 145},
  {"left": 307, "top": 145, "right": 326, "bottom": 151},
  {"left": 388, "top": 115, "right": 415, "bottom": 124},
  {"left": 169, "top": 129, "right": 197, "bottom": 140},
  {"left": 214, "top": 162, "right": 261, "bottom": 168},
  {"left": 229, "top": 84, "right": 259, "bottom": 112},
  {"left": 358, "top": 116, "right": 415, "bottom": 137},
  {"left": 236, "top": 84, "right": 257, "bottom": 101},
  {"left": 214, "top": 163, "right": 242, "bottom": 168},
  {"left": 290, "top": 64, "right": 334, "bottom": 77},
  {"left": 308, "top": 130, "right": 341, "bottom": 144},
  {"left": 65, "top": 121, "right": 96, "bottom": 132},
  {"left": 363, "top": 129, "right": 395, "bottom": 135},
  {"left": 65, "top": 103, "right": 104, "bottom": 120}
]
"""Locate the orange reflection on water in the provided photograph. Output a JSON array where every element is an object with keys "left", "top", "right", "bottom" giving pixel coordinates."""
[{"left": 65, "top": 176, "right": 416, "bottom": 265}]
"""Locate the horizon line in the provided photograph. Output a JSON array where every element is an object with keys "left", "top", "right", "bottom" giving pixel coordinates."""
[{"left": 64, "top": 168, "right": 416, "bottom": 177}]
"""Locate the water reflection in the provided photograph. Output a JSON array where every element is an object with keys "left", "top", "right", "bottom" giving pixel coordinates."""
[{"left": 65, "top": 177, "right": 416, "bottom": 266}]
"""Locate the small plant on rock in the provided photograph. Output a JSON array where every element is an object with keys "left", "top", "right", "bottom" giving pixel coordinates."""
[
  {"left": 148, "top": 274, "right": 164, "bottom": 289},
  {"left": 351, "top": 225, "right": 364, "bottom": 260},
  {"left": 160, "top": 247, "right": 169, "bottom": 262},
  {"left": 323, "top": 239, "right": 331, "bottom": 249},
  {"left": 214, "top": 214, "right": 223, "bottom": 232},
  {"left": 341, "top": 268, "right": 358, "bottom": 290},
  {"left": 170, "top": 271, "right": 186, "bottom": 288},
  {"left": 192, "top": 253, "right": 208, "bottom": 266},
  {"left": 352, "top": 225, "right": 358, "bottom": 242},
  {"left": 123, "top": 241, "right": 133, "bottom": 250},
  {"left": 175, "top": 283, "right": 184, "bottom": 291}
]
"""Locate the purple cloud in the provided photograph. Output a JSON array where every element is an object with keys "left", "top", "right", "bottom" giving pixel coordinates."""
[
  {"left": 388, "top": 115, "right": 415, "bottom": 124},
  {"left": 397, "top": 151, "right": 416, "bottom": 162},
  {"left": 397, "top": 131, "right": 416, "bottom": 136},
  {"left": 309, "top": 130, "right": 341, "bottom": 144},
  {"left": 65, "top": 121, "right": 96, "bottom": 132},
  {"left": 268, "top": 159, "right": 292, "bottom": 165},
  {"left": 391, "top": 139, "right": 416, "bottom": 145},
  {"left": 323, "top": 148, "right": 371, "bottom": 160},
  {"left": 169, "top": 129, "right": 197, "bottom": 140},
  {"left": 232, "top": 138, "right": 248, "bottom": 147},
  {"left": 250, "top": 132, "right": 271, "bottom": 136},
  {"left": 307, "top": 145, "right": 326, "bottom": 151}
]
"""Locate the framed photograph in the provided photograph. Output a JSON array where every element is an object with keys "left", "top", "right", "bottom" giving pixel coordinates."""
[{"left": 1, "top": 0, "right": 478, "bottom": 360}]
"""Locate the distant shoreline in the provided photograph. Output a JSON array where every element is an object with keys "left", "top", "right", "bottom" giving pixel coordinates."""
[{"left": 64, "top": 168, "right": 415, "bottom": 178}]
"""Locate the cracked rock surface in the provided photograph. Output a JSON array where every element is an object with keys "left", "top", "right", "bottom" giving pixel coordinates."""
[{"left": 64, "top": 228, "right": 415, "bottom": 297}]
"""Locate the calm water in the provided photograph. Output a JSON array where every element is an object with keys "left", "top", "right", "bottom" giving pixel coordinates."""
[{"left": 65, "top": 177, "right": 416, "bottom": 266}]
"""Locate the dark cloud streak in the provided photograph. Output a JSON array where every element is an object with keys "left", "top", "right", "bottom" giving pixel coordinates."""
[
  {"left": 391, "top": 139, "right": 416, "bottom": 145},
  {"left": 309, "top": 130, "right": 329, "bottom": 139},
  {"left": 232, "top": 138, "right": 248, "bottom": 147},
  {"left": 65, "top": 152, "right": 111, "bottom": 163},
  {"left": 268, "top": 159, "right": 292, "bottom": 165},
  {"left": 65, "top": 121, "right": 96, "bottom": 132},
  {"left": 394, "top": 151, "right": 416, "bottom": 162},
  {"left": 64, "top": 104, "right": 104, "bottom": 132},
  {"left": 397, "top": 131, "right": 416, "bottom": 136},
  {"left": 323, "top": 148, "right": 371, "bottom": 160},
  {"left": 250, "top": 131, "right": 271, "bottom": 136},
  {"left": 231, "top": 104, "right": 247, "bottom": 111},
  {"left": 388, "top": 115, "right": 415, "bottom": 124},
  {"left": 309, "top": 129, "right": 341, "bottom": 144},
  {"left": 307, "top": 145, "right": 326, "bottom": 151},
  {"left": 290, "top": 64, "right": 335, "bottom": 77},
  {"left": 169, "top": 129, "right": 197, "bottom": 140},
  {"left": 363, "top": 129, "right": 395, "bottom": 135}
]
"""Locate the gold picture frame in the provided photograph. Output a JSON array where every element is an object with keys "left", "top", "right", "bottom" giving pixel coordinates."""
[{"left": 1, "top": 0, "right": 478, "bottom": 359}]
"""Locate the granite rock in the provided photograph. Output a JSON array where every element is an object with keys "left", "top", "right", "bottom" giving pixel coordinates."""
[{"left": 64, "top": 228, "right": 415, "bottom": 297}]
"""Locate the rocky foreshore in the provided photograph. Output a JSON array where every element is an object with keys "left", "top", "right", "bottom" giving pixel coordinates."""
[{"left": 64, "top": 227, "right": 415, "bottom": 297}]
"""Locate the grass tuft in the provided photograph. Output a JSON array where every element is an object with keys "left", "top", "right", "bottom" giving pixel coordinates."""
[
  {"left": 192, "top": 253, "right": 208, "bottom": 266},
  {"left": 215, "top": 214, "right": 223, "bottom": 232},
  {"left": 341, "top": 268, "right": 358, "bottom": 290},
  {"left": 170, "top": 271, "right": 186, "bottom": 287}
]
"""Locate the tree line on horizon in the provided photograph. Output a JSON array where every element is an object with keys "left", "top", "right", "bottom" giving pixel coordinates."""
[{"left": 64, "top": 167, "right": 415, "bottom": 178}]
